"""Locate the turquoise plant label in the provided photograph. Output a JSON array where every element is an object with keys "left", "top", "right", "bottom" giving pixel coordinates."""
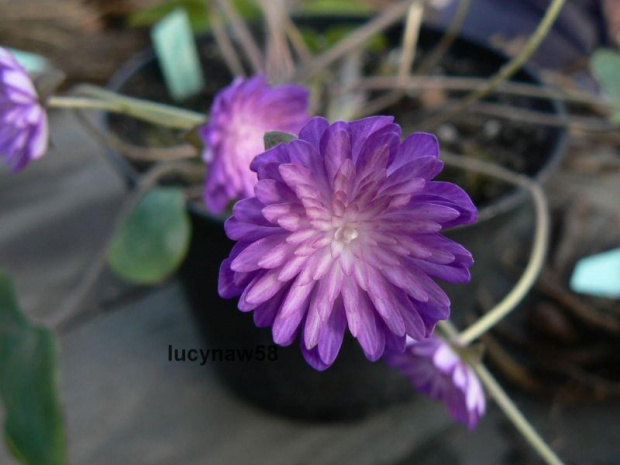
[
  {"left": 151, "top": 8, "right": 205, "bottom": 102},
  {"left": 570, "top": 248, "right": 620, "bottom": 299},
  {"left": 6, "top": 47, "right": 49, "bottom": 73}
]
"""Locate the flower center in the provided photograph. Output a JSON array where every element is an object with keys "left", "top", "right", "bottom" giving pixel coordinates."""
[{"left": 334, "top": 225, "right": 359, "bottom": 244}]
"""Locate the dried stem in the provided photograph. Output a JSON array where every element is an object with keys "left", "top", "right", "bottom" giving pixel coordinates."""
[
  {"left": 467, "top": 101, "right": 612, "bottom": 132},
  {"left": 215, "top": 0, "right": 264, "bottom": 73},
  {"left": 439, "top": 152, "right": 550, "bottom": 345},
  {"left": 346, "top": 75, "right": 620, "bottom": 110},
  {"left": 359, "top": 1, "right": 425, "bottom": 116},
  {"left": 283, "top": 13, "right": 313, "bottom": 63},
  {"left": 415, "top": 0, "right": 471, "bottom": 73},
  {"left": 292, "top": 0, "right": 427, "bottom": 82},
  {"left": 260, "top": 0, "right": 295, "bottom": 82},
  {"left": 210, "top": 4, "right": 246, "bottom": 76},
  {"left": 423, "top": 0, "right": 566, "bottom": 129},
  {"left": 50, "top": 161, "right": 199, "bottom": 332},
  {"left": 398, "top": 2, "right": 425, "bottom": 78}
]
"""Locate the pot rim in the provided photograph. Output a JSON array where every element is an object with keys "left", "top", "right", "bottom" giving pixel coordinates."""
[{"left": 103, "top": 18, "right": 568, "bottom": 230}]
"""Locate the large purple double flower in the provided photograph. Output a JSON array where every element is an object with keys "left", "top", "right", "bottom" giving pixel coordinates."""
[
  {"left": 0, "top": 47, "right": 48, "bottom": 171},
  {"left": 201, "top": 74, "right": 310, "bottom": 214},
  {"left": 219, "top": 116, "right": 477, "bottom": 370}
]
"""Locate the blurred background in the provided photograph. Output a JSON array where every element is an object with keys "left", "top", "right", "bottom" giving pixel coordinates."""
[{"left": 1, "top": 1, "right": 619, "bottom": 464}]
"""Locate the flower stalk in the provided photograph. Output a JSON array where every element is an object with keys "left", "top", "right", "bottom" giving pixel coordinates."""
[
  {"left": 440, "top": 152, "right": 551, "bottom": 344},
  {"left": 439, "top": 321, "right": 564, "bottom": 465},
  {"left": 48, "top": 86, "right": 206, "bottom": 130}
]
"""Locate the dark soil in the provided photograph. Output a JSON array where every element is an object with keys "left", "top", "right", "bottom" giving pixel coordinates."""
[{"left": 108, "top": 20, "right": 563, "bottom": 211}]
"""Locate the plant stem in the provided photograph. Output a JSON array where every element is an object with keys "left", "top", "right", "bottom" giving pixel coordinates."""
[
  {"left": 439, "top": 321, "right": 563, "bottom": 465},
  {"left": 422, "top": 0, "right": 566, "bottom": 129},
  {"left": 439, "top": 152, "right": 551, "bottom": 345},
  {"left": 48, "top": 90, "right": 206, "bottom": 130},
  {"left": 473, "top": 363, "right": 563, "bottom": 465},
  {"left": 50, "top": 161, "right": 200, "bottom": 332}
]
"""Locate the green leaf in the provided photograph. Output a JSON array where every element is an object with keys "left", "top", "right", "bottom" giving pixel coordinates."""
[
  {"left": 129, "top": 0, "right": 261, "bottom": 33},
  {"left": 129, "top": 0, "right": 210, "bottom": 32},
  {"left": 590, "top": 49, "right": 620, "bottom": 123},
  {"left": 300, "top": 0, "right": 373, "bottom": 16},
  {"left": 264, "top": 131, "right": 297, "bottom": 150},
  {"left": 0, "top": 271, "right": 68, "bottom": 465},
  {"left": 108, "top": 187, "right": 192, "bottom": 285}
]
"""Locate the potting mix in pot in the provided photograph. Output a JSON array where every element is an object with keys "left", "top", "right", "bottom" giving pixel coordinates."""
[{"left": 3, "top": 1, "right": 618, "bottom": 464}]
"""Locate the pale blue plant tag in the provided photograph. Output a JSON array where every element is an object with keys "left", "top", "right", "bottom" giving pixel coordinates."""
[
  {"left": 570, "top": 248, "right": 620, "bottom": 299},
  {"left": 151, "top": 8, "right": 205, "bottom": 102},
  {"left": 6, "top": 47, "right": 49, "bottom": 73}
]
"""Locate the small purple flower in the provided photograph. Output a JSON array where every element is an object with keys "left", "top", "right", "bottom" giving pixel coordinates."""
[
  {"left": 0, "top": 47, "right": 48, "bottom": 171},
  {"left": 218, "top": 116, "right": 477, "bottom": 370},
  {"left": 201, "top": 74, "right": 310, "bottom": 214},
  {"left": 384, "top": 336, "right": 486, "bottom": 429}
]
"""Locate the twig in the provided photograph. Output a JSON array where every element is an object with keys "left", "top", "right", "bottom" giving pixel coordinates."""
[
  {"left": 438, "top": 152, "right": 551, "bottom": 345},
  {"left": 49, "top": 161, "right": 199, "bottom": 332},
  {"left": 216, "top": 0, "right": 264, "bottom": 73},
  {"left": 422, "top": 0, "right": 566, "bottom": 129},
  {"left": 292, "top": 0, "right": 427, "bottom": 82},
  {"left": 415, "top": 0, "right": 471, "bottom": 73},
  {"left": 210, "top": 4, "right": 246, "bottom": 77}
]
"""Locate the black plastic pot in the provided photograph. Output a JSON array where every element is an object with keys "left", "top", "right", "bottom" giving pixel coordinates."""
[{"left": 105, "top": 17, "right": 567, "bottom": 421}]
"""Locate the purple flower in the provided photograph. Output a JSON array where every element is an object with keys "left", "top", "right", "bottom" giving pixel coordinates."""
[
  {"left": 201, "top": 74, "right": 310, "bottom": 214},
  {"left": 218, "top": 116, "right": 477, "bottom": 370},
  {"left": 0, "top": 47, "right": 48, "bottom": 171},
  {"left": 384, "top": 336, "right": 486, "bottom": 429}
]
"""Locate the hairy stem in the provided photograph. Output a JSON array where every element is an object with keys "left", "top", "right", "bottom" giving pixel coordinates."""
[{"left": 439, "top": 152, "right": 550, "bottom": 345}]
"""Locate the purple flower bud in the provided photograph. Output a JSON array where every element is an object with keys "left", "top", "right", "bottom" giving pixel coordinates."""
[
  {"left": 218, "top": 116, "right": 477, "bottom": 370},
  {"left": 201, "top": 74, "right": 310, "bottom": 214},
  {"left": 385, "top": 336, "right": 486, "bottom": 429},
  {"left": 0, "top": 47, "right": 48, "bottom": 171}
]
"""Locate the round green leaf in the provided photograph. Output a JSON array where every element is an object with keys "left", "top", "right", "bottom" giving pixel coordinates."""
[{"left": 108, "top": 187, "right": 191, "bottom": 285}]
